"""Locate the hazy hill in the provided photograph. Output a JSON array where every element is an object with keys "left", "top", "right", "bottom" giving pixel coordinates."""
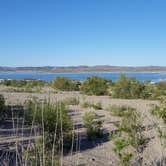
[{"left": 0, "top": 66, "right": 166, "bottom": 72}]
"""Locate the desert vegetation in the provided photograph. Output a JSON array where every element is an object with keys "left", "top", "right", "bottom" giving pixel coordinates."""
[
  {"left": 0, "top": 75, "right": 165, "bottom": 100},
  {"left": 80, "top": 76, "right": 109, "bottom": 95},
  {"left": 0, "top": 95, "right": 74, "bottom": 165},
  {"left": 0, "top": 79, "right": 47, "bottom": 93},
  {"left": 81, "top": 101, "right": 102, "bottom": 110},
  {"left": 107, "top": 105, "right": 146, "bottom": 165},
  {"left": 82, "top": 111, "right": 103, "bottom": 139},
  {"left": 0, "top": 75, "right": 165, "bottom": 165},
  {"left": 0, "top": 79, "right": 46, "bottom": 87},
  {"left": 24, "top": 98, "right": 72, "bottom": 165},
  {"left": 52, "top": 77, "right": 80, "bottom": 91},
  {"left": 151, "top": 96, "right": 166, "bottom": 141},
  {"left": 112, "top": 75, "right": 147, "bottom": 99},
  {"left": 0, "top": 94, "right": 5, "bottom": 121},
  {"left": 63, "top": 97, "right": 80, "bottom": 105}
]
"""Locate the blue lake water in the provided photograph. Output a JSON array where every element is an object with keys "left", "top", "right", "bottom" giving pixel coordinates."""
[{"left": 0, "top": 72, "right": 166, "bottom": 82}]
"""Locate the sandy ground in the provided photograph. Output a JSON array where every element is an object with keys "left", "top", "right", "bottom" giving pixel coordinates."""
[{"left": 1, "top": 88, "right": 166, "bottom": 165}]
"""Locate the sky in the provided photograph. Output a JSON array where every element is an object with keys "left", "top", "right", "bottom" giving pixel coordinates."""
[{"left": 0, "top": 0, "right": 166, "bottom": 67}]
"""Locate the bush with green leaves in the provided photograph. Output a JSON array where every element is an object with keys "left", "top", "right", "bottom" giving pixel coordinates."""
[
  {"left": 25, "top": 98, "right": 72, "bottom": 148},
  {"left": 119, "top": 109, "right": 140, "bottom": 133},
  {"left": 151, "top": 97, "right": 166, "bottom": 150},
  {"left": 149, "top": 82, "right": 166, "bottom": 99},
  {"left": 110, "top": 105, "right": 145, "bottom": 165},
  {"left": 120, "top": 153, "right": 133, "bottom": 166},
  {"left": 113, "top": 137, "right": 133, "bottom": 166},
  {"left": 113, "top": 75, "right": 146, "bottom": 99},
  {"left": 0, "top": 94, "right": 5, "bottom": 110},
  {"left": 113, "top": 137, "right": 135, "bottom": 165},
  {"left": 81, "top": 101, "right": 102, "bottom": 110},
  {"left": 0, "top": 94, "right": 5, "bottom": 120},
  {"left": 155, "top": 82, "right": 166, "bottom": 95},
  {"left": 64, "top": 97, "right": 79, "bottom": 105},
  {"left": 52, "top": 77, "right": 80, "bottom": 91},
  {"left": 18, "top": 98, "right": 73, "bottom": 165},
  {"left": 107, "top": 105, "right": 135, "bottom": 117},
  {"left": 80, "top": 76, "right": 108, "bottom": 95},
  {"left": 113, "top": 138, "right": 129, "bottom": 153},
  {"left": 82, "top": 112, "right": 103, "bottom": 139},
  {"left": 25, "top": 138, "right": 60, "bottom": 166},
  {"left": 151, "top": 97, "right": 166, "bottom": 123}
]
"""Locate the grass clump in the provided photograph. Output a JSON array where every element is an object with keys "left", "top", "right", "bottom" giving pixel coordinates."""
[
  {"left": 25, "top": 138, "right": 60, "bottom": 166},
  {"left": 151, "top": 97, "right": 166, "bottom": 146},
  {"left": 113, "top": 137, "right": 134, "bottom": 166},
  {"left": 108, "top": 131, "right": 122, "bottom": 141},
  {"left": 157, "top": 105, "right": 166, "bottom": 123},
  {"left": 81, "top": 101, "right": 91, "bottom": 108},
  {"left": 151, "top": 97, "right": 166, "bottom": 123},
  {"left": 0, "top": 94, "right": 6, "bottom": 121},
  {"left": 25, "top": 98, "right": 72, "bottom": 148},
  {"left": 113, "top": 138, "right": 129, "bottom": 153},
  {"left": 111, "top": 105, "right": 145, "bottom": 165},
  {"left": 107, "top": 105, "right": 136, "bottom": 118},
  {"left": 120, "top": 153, "right": 133, "bottom": 166},
  {"left": 82, "top": 112, "right": 103, "bottom": 139},
  {"left": 82, "top": 101, "right": 102, "bottom": 110},
  {"left": 23, "top": 98, "right": 73, "bottom": 165},
  {"left": 64, "top": 97, "right": 80, "bottom": 105}
]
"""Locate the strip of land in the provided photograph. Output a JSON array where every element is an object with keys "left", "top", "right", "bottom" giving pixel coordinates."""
[{"left": 0, "top": 66, "right": 166, "bottom": 72}]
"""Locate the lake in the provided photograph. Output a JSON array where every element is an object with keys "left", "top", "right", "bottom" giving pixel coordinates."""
[{"left": 0, "top": 72, "right": 166, "bottom": 82}]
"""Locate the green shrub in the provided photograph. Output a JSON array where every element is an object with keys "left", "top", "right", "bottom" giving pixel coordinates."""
[
  {"left": 82, "top": 112, "right": 103, "bottom": 139},
  {"left": 151, "top": 98, "right": 166, "bottom": 123},
  {"left": 119, "top": 109, "right": 140, "bottom": 133},
  {"left": 154, "top": 82, "right": 166, "bottom": 97},
  {"left": 127, "top": 128, "right": 145, "bottom": 147},
  {"left": 0, "top": 94, "right": 5, "bottom": 120},
  {"left": 120, "top": 152, "right": 133, "bottom": 166},
  {"left": 151, "top": 105, "right": 161, "bottom": 117},
  {"left": 25, "top": 137, "right": 60, "bottom": 166},
  {"left": 80, "top": 76, "right": 108, "bottom": 95},
  {"left": 82, "top": 101, "right": 102, "bottom": 110},
  {"left": 25, "top": 98, "right": 72, "bottom": 145},
  {"left": 52, "top": 77, "right": 80, "bottom": 91},
  {"left": 92, "top": 102, "right": 102, "bottom": 110},
  {"left": 64, "top": 97, "right": 80, "bottom": 105},
  {"left": 81, "top": 101, "right": 91, "bottom": 108},
  {"left": 0, "top": 94, "right": 5, "bottom": 110},
  {"left": 107, "top": 105, "right": 136, "bottom": 118},
  {"left": 108, "top": 133, "right": 114, "bottom": 141},
  {"left": 114, "top": 138, "right": 129, "bottom": 153},
  {"left": 23, "top": 98, "right": 73, "bottom": 165},
  {"left": 113, "top": 75, "right": 146, "bottom": 99}
]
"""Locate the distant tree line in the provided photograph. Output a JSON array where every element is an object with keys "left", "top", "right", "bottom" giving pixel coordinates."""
[
  {"left": 51, "top": 75, "right": 166, "bottom": 99},
  {"left": 0, "top": 79, "right": 46, "bottom": 88},
  {"left": 1, "top": 75, "right": 165, "bottom": 99}
]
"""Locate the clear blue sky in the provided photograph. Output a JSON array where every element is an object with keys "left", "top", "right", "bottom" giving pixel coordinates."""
[{"left": 0, "top": 0, "right": 166, "bottom": 67}]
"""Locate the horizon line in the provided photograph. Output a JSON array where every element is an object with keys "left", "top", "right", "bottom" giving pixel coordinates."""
[{"left": 0, "top": 65, "right": 166, "bottom": 68}]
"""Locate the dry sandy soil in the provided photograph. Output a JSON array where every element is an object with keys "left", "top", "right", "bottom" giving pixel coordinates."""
[{"left": 0, "top": 88, "right": 166, "bottom": 166}]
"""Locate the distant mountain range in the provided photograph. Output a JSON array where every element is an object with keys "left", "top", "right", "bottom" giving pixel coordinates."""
[{"left": 0, "top": 66, "right": 166, "bottom": 72}]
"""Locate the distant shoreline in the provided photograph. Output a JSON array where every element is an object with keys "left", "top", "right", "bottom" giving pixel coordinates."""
[
  {"left": 0, "top": 66, "right": 166, "bottom": 73},
  {"left": 0, "top": 71, "right": 166, "bottom": 74}
]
